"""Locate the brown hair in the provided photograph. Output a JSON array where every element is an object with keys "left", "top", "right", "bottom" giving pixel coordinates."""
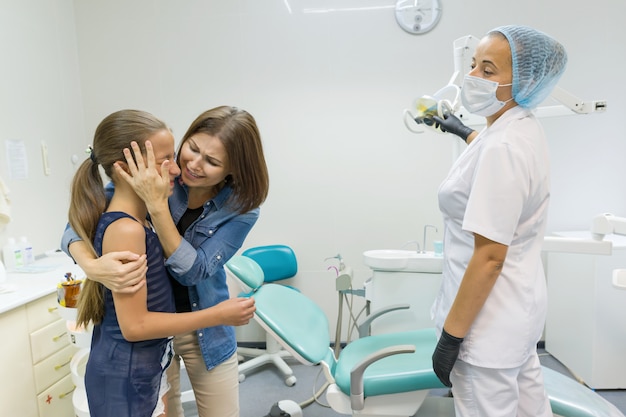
[
  {"left": 69, "top": 109, "right": 168, "bottom": 327},
  {"left": 177, "top": 106, "right": 269, "bottom": 213}
]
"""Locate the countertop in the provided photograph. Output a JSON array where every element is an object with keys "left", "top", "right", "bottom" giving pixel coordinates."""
[
  {"left": 554, "top": 230, "right": 626, "bottom": 248},
  {"left": 0, "top": 252, "right": 84, "bottom": 315}
]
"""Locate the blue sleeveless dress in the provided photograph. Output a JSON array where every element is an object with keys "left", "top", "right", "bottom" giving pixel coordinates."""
[{"left": 84, "top": 212, "right": 175, "bottom": 417}]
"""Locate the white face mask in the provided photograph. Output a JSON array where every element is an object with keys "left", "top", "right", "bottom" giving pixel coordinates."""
[{"left": 461, "top": 74, "right": 513, "bottom": 117}]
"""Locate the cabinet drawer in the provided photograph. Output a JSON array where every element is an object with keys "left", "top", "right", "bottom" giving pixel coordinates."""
[
  {"left": 37, "top": 373, "right": 75, "bottom": 417},
  {"left": 26, "top": 293, "right": 61, "bottom": 333},
  {"left": 30, "top": 319, "right": 70, "bottom": 363},
  {"left": 33, "top": 343, "right": 78, "bottom": 393}
]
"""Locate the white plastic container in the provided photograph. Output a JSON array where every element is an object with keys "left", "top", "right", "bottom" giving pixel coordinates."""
[
  {"left": 2, "top": 237, "right": 23, "bottom": 271},
  {"left": 19, "top": 236, "right": 34, "bottom": 264},
  {"left": 0, "top": 259, "right": 6, "bottom": 283},
  {"left": 71, "top": 349, "right": 90, "bottom": 417},
  {"left": 67, "top": 320, "right": 93, "bottom": 349},
  {"left": 70, "top": 348, "right": 89, "bottom": 388},
  {"left": 73, "top": 387, "right": 90, "bottom": 417}
]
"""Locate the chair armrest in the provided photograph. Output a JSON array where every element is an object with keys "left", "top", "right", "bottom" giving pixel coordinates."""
[
  {"left": 357, "top": 304, "right": 410, "bottom": 338},
  {"left": 349, "top": 344, "right": 416, "bottom": 411}
]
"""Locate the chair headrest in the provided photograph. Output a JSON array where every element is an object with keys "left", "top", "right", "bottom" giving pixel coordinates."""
[
  {"left": 242, "top": 245, "right": 297, "bottom": 282},
  {"left": 225, "top": 256, "right": 265, "bottom": 291}
]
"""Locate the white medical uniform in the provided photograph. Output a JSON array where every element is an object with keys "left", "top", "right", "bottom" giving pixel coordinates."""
[{"left": 432, "top": 106, "right": 551, "bottom": 417}]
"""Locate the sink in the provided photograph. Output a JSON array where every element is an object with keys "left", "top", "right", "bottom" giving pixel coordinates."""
[{"left": 363, "top": 249, "right": 443, "bottom": 273}]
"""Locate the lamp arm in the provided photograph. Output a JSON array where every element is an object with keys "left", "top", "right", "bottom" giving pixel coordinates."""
[{"left": 549, "top": 86, "right": 607, "bottom": 114}]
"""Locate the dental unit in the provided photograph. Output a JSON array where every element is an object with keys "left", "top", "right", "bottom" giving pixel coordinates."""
[
  {"left": 226, "top": 254, "right": 625, "bottom": 417},
  {"left": 542, "top": 213, "right": 626, "bottom": 391}
]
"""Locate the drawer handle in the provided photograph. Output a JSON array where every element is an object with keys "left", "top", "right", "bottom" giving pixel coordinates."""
[
  {"left": 54, "top": 357, "right": 72, "bottom": 371},
  {"left": 48, "top": 306, "right": 58, "bottom": 313},
  {"left": 59, "top": 385, "right": 76, "bottom": 399},
  {"left": 53, "top": 332, "right": 67, "bottom": 342}
]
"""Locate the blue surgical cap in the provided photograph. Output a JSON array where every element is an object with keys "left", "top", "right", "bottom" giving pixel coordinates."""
[{"left": 489, "top": 25, "right": 568, "bottom": 109}]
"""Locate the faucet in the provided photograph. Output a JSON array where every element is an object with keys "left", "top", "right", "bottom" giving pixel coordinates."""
[
  {"left": 422, "top": 225, "right": 438, "bottom": 253},
  {"left": 401, "top": 240, "right": 421, "bottom": 253}
]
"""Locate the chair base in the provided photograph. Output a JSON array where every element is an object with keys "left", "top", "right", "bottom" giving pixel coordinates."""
[
  {"left": 238, "top": 334, "right": 297, "bottom": 386},
  {"left": 326, "top": 384, "right": 428, "bottom": 417},
  {"left": 238, "top": 349, "right": 296, "bottom": 386},
  {"left": 180, "top": 388, "right": 195, "bottom": 404}
]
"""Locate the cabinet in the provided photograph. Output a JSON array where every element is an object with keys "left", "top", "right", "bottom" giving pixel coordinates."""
[
  {"left": 545, "top": 232, "right": 626, "bottom": 389},
  {"left": 0, "top": 304, "right": 38, "bottom": 416},
  {"left": 29, "top": 293, "right": 79, "bottom": 416},
  {"left": 0, "top": 292, "right": 78, "bottom": 416},
  {"left": 368, "top": 271, "right": 442, "bottom": 334}
]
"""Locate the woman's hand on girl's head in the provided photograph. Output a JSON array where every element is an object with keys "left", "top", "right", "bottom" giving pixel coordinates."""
[
  {"left": 114, "top": 140, "right": 171, "bottom": 208},
  {"left": 215, "top": 297, "right": 256, "bottom": 326}
]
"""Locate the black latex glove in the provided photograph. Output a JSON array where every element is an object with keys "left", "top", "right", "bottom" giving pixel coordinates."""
[
  {"left": 432, "top": 328, "right": 464, "bottom": 387},
  {"left": 432, "top": 114, "right": 475, "bottom": 142}
]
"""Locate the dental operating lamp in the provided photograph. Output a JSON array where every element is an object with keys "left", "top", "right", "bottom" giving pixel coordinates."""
[{"left": 404, "top": 35, "right": 608, "bottom": 133}]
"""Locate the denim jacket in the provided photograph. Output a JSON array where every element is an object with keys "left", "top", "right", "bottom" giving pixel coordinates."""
[
  {"left": 61, "top": 179, "right": 259, "bottom": 370},
  {"left": 166, "top": 179, "right": 258, "bottom": 369}
]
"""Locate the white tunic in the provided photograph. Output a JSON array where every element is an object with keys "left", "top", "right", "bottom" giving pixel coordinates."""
[{"left": 432, "top": 106, "right": 550, "bottom": 369}]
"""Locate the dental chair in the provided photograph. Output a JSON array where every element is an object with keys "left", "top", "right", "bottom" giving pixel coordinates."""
[
  {"left": 226, "top": 255, "right": 625, "bottom": 417},
  {"left": 235, "top": 245, "right": 299, "bottom": 386}
]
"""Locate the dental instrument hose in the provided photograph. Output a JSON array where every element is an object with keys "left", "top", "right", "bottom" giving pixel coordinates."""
[{"left": 298, "top": 255, "right": 365, "bottom": 411}]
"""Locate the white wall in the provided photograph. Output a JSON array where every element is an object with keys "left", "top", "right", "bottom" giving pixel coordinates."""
[
  {"left": 0, "top": 0, "right": 84, "bottom": 257},
  {"left": 1, "top": 0, "right": 624, "bottom": 339}
]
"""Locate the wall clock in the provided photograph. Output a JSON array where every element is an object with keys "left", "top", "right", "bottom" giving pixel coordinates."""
[{"left": 395, "top": 0, "right": 442, "bottom": 35}]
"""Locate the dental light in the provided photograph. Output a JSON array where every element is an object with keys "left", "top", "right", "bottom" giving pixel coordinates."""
[{"left": 404, "top": 35, "right": 608, "bottom": 134}]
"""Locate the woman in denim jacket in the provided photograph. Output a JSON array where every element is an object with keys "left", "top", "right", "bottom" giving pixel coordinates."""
[{"left": 62, "top": 106, "right": 269, "bottom": 417}]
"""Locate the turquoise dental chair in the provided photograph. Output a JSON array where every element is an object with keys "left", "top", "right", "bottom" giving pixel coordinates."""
[
  {"left": 226, "top": 255, "right": 625, "bottom": 417},
  {"left": 235, "top": 245, "right": 299, "bottom": 386}
]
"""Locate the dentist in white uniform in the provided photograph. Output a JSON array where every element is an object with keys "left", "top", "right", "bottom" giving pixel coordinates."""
[{"left": 429, "top": 25, "right": 568, "bottom": 417}]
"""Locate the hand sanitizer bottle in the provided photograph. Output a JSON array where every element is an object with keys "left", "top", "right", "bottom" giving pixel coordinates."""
[{"left": 2, "top": 237, "right": 23, "bottom": 271}]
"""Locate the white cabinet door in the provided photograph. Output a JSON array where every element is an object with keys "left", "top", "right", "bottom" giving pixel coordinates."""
[{"left": 0, "top": 306, "right": 38, "bottom": 417}]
